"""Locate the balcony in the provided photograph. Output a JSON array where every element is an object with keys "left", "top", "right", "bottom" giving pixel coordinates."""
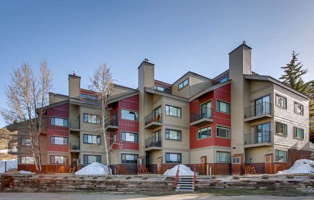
[
  {"left": 244, "top": 102, "right": 272, "bottom": 122},
  {"left": 105, "top": 117, "right": 118, "bottom": 132},
  {"left": 145, "top": 136, "right": 162, "bottom": 151},
  {"left": 7, "top": 149, "right": 18, "bottom": 155},
  {"left": 190, "top": 108, "right": 213, "bottom": 126},
  {"left": 244, "top": 131, "right": 273, "bottom": 148},
  {"left": 70, "top": 119, "right": 80, "bottom": 131},
  {"left": 145, "top": 112, "right": 162, "bottom": 129},
  {"left": 70, "top": 141, "right": 80, "bottom": 151}
]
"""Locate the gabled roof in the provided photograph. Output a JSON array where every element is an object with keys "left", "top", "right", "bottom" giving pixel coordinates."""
[
  {"left": 172, "top": 71, "right": 211, "bottom": 85},
  {"left": 145, "top": 87, "right": 189, "bottom": 102},
  {"left": 244, "top": 75, "right": 309, "bottom": 99},
  {"left": 107, "top": 91, "right": 139, "bottom": 104}
]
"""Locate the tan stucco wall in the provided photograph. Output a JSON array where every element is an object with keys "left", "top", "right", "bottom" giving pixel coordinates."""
[
  {"left": 147, "top": 150, "right": 162, "bottom": 164},
  {"left": 245, "top": 146, "right": 273, "bottom": 163},
  {"left": 162, "top": 149, "right": 190, "bottom": 164},
  {"left": 172, "top": 74, "right": 190, "bottom": 98},
  {"left": 190, "top": 74, "right": 212, "bottom": 97}
]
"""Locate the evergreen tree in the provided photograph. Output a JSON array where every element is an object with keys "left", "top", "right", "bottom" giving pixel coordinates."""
[{"left": 280, "top": 51, "right": 314, "bottom": 138}]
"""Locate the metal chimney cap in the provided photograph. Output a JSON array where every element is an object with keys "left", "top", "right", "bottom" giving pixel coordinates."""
[{"left": 243, "top": 41, "right": 246, "bottom": 45}]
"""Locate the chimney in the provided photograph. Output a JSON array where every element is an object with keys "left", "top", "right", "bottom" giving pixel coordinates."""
[
  {"left": 229, "top": 41, "right": 252, "bottom": 77},
  {"left": 68, "top": 72, "right": 81, "bottom": 98}
]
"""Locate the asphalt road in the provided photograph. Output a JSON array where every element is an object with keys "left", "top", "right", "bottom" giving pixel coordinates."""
[{"left": 0, "top": 193, "right": 313, "bottom": 200}]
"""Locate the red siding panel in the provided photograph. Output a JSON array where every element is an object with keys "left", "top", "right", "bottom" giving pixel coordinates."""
[
  {"left": 47, "top": 103, "right": 69, "bottom": 152},
  {"left": 190, "top": 84, "right": 231, "bottom": 149}
]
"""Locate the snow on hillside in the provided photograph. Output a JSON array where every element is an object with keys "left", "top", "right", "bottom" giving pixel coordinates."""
[
  {"left": 75, "top": 162, "right": 112, "bottom": 175},
  {"left": 0, "top": 159, "right": 17, "bottom": 173},
  {"left": 277, "top": 159, "right": 314, "bottom": 174},
  {"left": 163, "top": 164, "right": 194, "bottom": 176}
]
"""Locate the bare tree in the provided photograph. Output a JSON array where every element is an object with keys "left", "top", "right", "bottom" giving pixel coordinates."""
[
  {"left": 88, "top": 63, "right": 114, "bottom": 174},
  {"left": 1, "top": 60, "right": 52, "bottom": 172}
]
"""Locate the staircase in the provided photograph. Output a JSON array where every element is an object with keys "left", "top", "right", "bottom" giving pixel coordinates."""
[{"left": 175, "top": 176, "right": 194, "bottom": 192}]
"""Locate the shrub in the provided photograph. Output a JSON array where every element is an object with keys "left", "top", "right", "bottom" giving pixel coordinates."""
[
  {"left": 261, "top": 175, "right": 269, "bottom": 179},
  {"left": 286, "top": 174, "right": 294, "bottom": 179}
]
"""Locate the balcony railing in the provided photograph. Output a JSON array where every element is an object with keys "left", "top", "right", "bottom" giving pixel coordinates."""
[
  {"left": 244, "top": 131, "right": 272, "bottom": 146},
  {"left": 244, "top": 102, "right": 272, "bottom": 120},
  {"left": 145, "top": 136, "right": 162, "bottom": 148},
  {"left": 145, "top": 111, "right": 162, "bottom": 128},
  {"left": 105, "top": 116, "right": 118, "bottom": 132},
  {"left": 70, "top": 141, "right": 80, "bottom": 150},
  {"left": 190, "top": 107, "right": 213, "bottom": 126},
  {"left": 70, "top": 119, "right": 80, "bottom": 130}
]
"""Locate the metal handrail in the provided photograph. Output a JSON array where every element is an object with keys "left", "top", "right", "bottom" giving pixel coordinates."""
[
  {"left": 70, "top": 141, "right": 80, "bottom": 150},
  {"left": 70, "top": 119, "right": 80, "bottom": 129},
  {"left": 105, "top": 116, "right": 118, "bottom": 127},
  {"left": 193, "top": 164, "right": 196, "bottom": 192},
  {"left": 175, "top": 165, "right": 180, "bottom": 189},
  {"left": 244, "top": 131, "right": 272, "bottom": 145},
  {"left": 190, "top": 107, "right": 213, "bottom": 123},
  {"left": 145, "top": 136, "right": 162, "bottom": 148},
  {"left": 244, "top": 102, "right": 272, "bottom": 118},
  {"left": 145, "top": 111, "right": 162, "bottom": 125}
]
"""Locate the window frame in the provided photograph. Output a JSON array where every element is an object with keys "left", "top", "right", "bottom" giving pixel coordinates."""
[
  {"left": 294, "top": 102, "right": 304, "bottom": 116},
  {"left": 83, "top": 113, "right": 101, "bottom": 124},
  {"left": 178, "top": 78, "right": 189, "bottom": 90},
  {"left": 50, "top": 117, "right": 68, "bottom": 127},
  {"left": 121, "top": 153, "right": 138, "bottom": 164},
  {"left": 275, "top": 122, "right": 288, "bottom": 136},
  {"left": 275, "top": 94, "right": 287, "bottom": 109},
  {"left": 294, "top": 127, "right": 304, "bottom": 140},
  {"left": 50, "top": 155, "right": 67, "bottom": 164},
  {"left": 20, "top": 156, "right": 35, "bottom": 164},
  {"left": 50, "top": 136, "right": 68, "bottom": 145},
  {"left": 121, "top": 109, "right": 139, "bottom": 121},
  {"left": 216, "top": 151, "right": 231, "bottom": 163},
  {"left": 275, "top": 150, "right": 288, "bottom": 163},
  {"left": 216, "top": 125, "right": 231, "bottom": 139},
  {"left": 197, "top": 126, "right": 212, "bottom": 140},
  {"left": 83, "top": 134, "right": 101, "bottom": 145},
  {"left": 21, "top": 138, "right": 32, "bottom": 146},
  {"left": 113, "top": 132, "right": 117, "bottom": 143},
  {"left": 232, "top": 157, "right": 241, "bottom": 164},
  {"left": 165, "top": 129, "right": 182, "bottom": 141},
  {"left": 83, "top": 155, "right": 101, "bottom": 164},
  {"left": 165, "top": 105, "right": 182, "bottom": 118},
  {"left": 165, "top": 152, "right": 182, "bottom": 163},
  {"left": 216, "top": 100, "right": 231, "bottom": 114},
  {"left": 121, "top": 131, "right": 139, "bottom": 143}
]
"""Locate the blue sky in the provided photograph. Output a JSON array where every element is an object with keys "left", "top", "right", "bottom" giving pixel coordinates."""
[{"left": 0, "top": 0, "right": 313, "bottom": 127}]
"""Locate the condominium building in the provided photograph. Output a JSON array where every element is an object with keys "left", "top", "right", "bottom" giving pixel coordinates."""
[{"left": 13, "top": 42, "right": 312, "bottom": 174}]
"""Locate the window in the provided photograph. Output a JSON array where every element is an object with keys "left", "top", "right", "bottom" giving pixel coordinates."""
[
  {"left": 83, "top": 113, "right": 101, "bottom": 124},
  {"left": 21, "top": 138, "right": 32, "bottom": 146},
  {"left": 201, "top": 101, "right": 212, "bottom": 118},
  {"left": 254, "top": 123, "right": 271, "bottom": 143},
  {"left": 80, "top": 93, "right": 97, "bottom": 100},
  {"left": 121, "top": 132, "right": 138, "bottom": 142},
  {"left": 50, "top": 136, "right": 68, "bottom": 145},
  {"left": 275, "top": 94, "right": 287, "bottom": 109},
  {"left": 113, "top": 133, "right": 117, "bottom": 143},
  {"left": 178, "top": 78, "right": 189, "bottom": 90},
  {"left": 216, "top": 100, "right": 230, "bottom": 114},
  {"left": 83, "top": 155, "right": 101, "bottom": 164},
  {"left": 21, "top": 156, "right": 35, "bottom": 164},
  {"left": 121, "top": 109, "right": 138, "bottom": 121},
  {"left": 165, "top": 153, "right": 181, "bottom": 163},
  {"left": 216, "top": 151, "right": 230, "bottom": 163},
  {"left": 276, "top": 122, "right": 287, "bottom": 136},
  {"left": 294, "top": 127, "right": 304, "bottom": 139},
  {"left": 50, "top": 155, "right": 67, "bottom": 164},
  {"left": 121, "top": 154, "right": 138, "bottom": 163},
  {"left": 216, "top": 126, "right": 231, "bottom": 138},
  {"left": 294, "top": 102, "right": 304, "bottom": 115},
  {"left": 50, "top": 117, "right": 68, "bottom": 127},
  {"left": 83, "top": 134, "right": 101, "bottom": 144},
  {"left": 154, "top": 85, "right": 171, "bottom": 93},
  {"left": 219, "top": 76, "right": 229, "bottom": 83},
  {"left": 232, "top": 157, "right": 241, "bottom": 164},
  {"left": 197, "top": 126, "right": 211, "bottom": 139},
  {"left": 165, "top": 105, "right": 181, "bottom": 117},
  {"left": 275, "top": 150, "right": 287, "bottom": 162},
  {"left": 255, "top": 95, "right": 271, "bottom": 115},
  {"left": 165, "top": 129, "right": 182, "bottom": 141}
]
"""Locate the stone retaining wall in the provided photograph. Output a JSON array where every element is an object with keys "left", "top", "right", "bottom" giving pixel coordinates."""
[{"left": 1, "top": 174, "right": 314, "bottom": 193}]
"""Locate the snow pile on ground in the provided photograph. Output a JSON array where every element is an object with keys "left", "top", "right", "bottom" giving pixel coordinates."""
[
  {"left": 163, "top": 164, "right": 195, "bottom": 176},
  {"left": 277, "top": 159, "right": 314, "bottom": 174},
  {"left": 0, "top": 159, "right": 17, "bottom": 173},
  {"left": 18, "top": 170, "right": 35, "bottom": 174},
  {"left": 75, "top": 162, "right": 112, "bottom": 175}
]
